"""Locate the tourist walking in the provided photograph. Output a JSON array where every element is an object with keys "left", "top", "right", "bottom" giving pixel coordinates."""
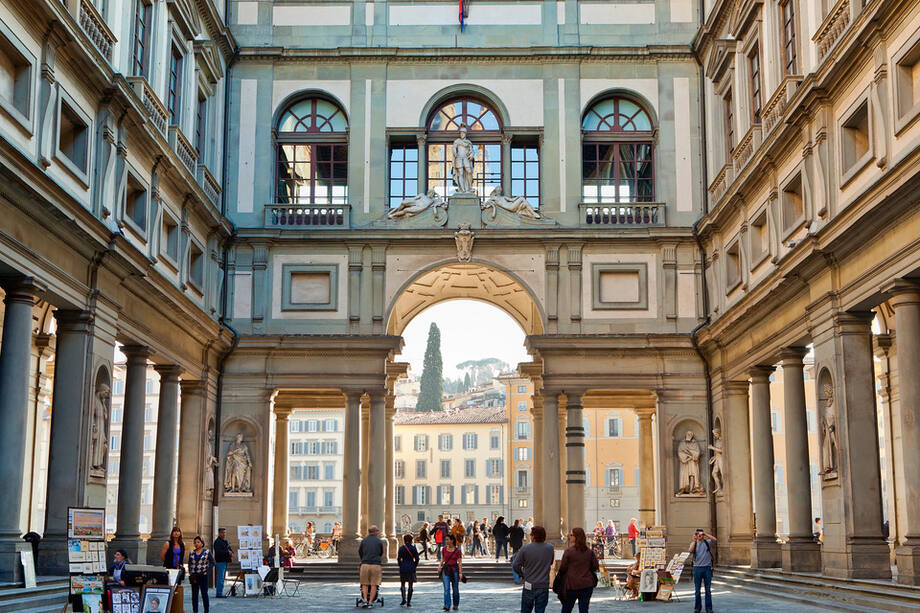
[
  {"left": 358, "top": 525, "right": 385, "bottom": 608},
  {"left": 188, "top": 536, "right": 215, "bottom": 613},
  {"left": 592, "top": 522, "right": 604, "bottom": 547},
  {"left": 398, "top": 533, "right": 420, "bottom": 607},
  {"left": 212, "top": 527, "right": 232, "bottom": 598},
  {"left": 419, "top": 522, "right": 431, "bottom": 560},
  {"left": 332, "top": 521, "right": 342, "bottom": 554},
  {"left": 689, "top": 529, "right": 717, "bottom": 613},
  {"left": 509, "top": 519, "right": 525, "bottom": 555},
  {"left": 451, "top": 518, "right": 466, "bottom": 548},
  {"left": 433, "top": 515, "right": 450, "bottom": 560},
  {"left": 513, "top": 526, "right": 554, "bottom": 613},
  {"left": 472, "top": 521, "right": 484, "bottom": 557},
  {"left": 558, "top": 528, "right": 599, "bottom": 613},
  {"left": 480, "top": 518, "right": 491, "bottom": 556},
  {"left": 438, "top": 534, "right": 463, "bottom": 611},
  {"left": 159, "top": 527, "right": 186, "bottom": 580},
  {"left": 493, "top": 516, "right": 510, "bottom": 561},
  {"left": 628, "top": 518, "right": 639, "bottom": 556}
]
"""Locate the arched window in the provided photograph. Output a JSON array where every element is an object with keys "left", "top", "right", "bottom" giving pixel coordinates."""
[
  {"left": 426, "top": 97, "right": 503, "bottom": 199},
  {"left": 275, "top": 97, "right": 348, "bottom": 205},
  {"left": 582, "top": 96, "right": 654, "bottom": 204}
]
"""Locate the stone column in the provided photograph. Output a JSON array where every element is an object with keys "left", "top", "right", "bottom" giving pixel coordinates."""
[
  {"left": 416, "top": 134, "right": 427, "bottom": 196},
  {"left": 110, "top": 345, "right": 151, "bottom": 564},
  {"left": 636, "top": 407, "right": 656, "bottom": 528},
  {"left": 0, "top": 279, "right": 40, "bottom": 582},
  {"left": 749, "top": 366, "right": 781, "bottom": 567},
  {"left": 360, "top": 394, "right": 370, "bottom": 535},
  {"left": 385, "top": 395, "right": 397, "bottom": 554},
  {"left": 147, "top": 366, "right": 181, "bottom": 564},
  {"left": 175, "top": 380, "right": 207, "bottom": 536},
  {"left": 565, "top": 391, "right": 586, "bottom": 532},
  {"left": 887, "top": 282, "right": 920, "bottom": 583},
  {"left": 542, "top": 393, "right": 562, "bottom": 543},
  {"left": 779, "top": 347, "right": 820, "bottom": 571},
  {"left": 37, "top": 310, "right": 93, "bottom": 574},
  {"left": 558, "top": 402, "right": 568, "bottom": 537},
  {"left": 874, "top": 334, "right": 898, "bottom": 558},
  {"left": 501, "top": 134, "right": 513, "bottom": 196},
  {"left": 723, "top": 381, "right": 754, "bottom": 564},
  {"left": 819, "top": 311, "right": 890, "bottom": 579},
  {"left": 532, "top": 394, "right": 544, "bottom": 526},
  {"left": 271, "top": 407, "right": 292, "bottom": 538},
  {"left": 339, "top": 392, "right": 362, "bottom": 563},
  {"left": 368, "top": 393, "right": 386, "bottom": 541}
]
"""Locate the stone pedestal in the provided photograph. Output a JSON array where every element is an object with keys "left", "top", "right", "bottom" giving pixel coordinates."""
[
  {"left": 447, "top": 193, "right": 483, "bottom": 229},
  {"left": 751, "top": 538, "right": 783, "bottom": 568},
  {"left": 782, "top": 538, "right": 822, "bottom": 571},
  {"left": 897, "top": 545, "right": 920, "bottom": 586}
]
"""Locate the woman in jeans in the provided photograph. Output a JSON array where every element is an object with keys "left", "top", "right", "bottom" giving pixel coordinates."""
[
  {"left": 558, "top": 528, "right": 599, "bottom": 613},
  {"left": 188, "top": 536, "right": 215, "bottom": 613},
  {"left": 438, "top": 534, "right": 463, "bottom": 611}
]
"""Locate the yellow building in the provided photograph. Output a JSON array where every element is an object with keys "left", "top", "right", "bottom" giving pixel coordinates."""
[
  {"left": 393, "top": 405, "right": 509, "bottom": 526},
  {"left": 499, "top": 374, "right": 535, "bottom": 516},
  {"left": 583, "top": 405, "right": 641, "bottom": 531}
]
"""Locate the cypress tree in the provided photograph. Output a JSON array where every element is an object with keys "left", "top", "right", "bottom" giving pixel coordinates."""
[
  {"left": 463, "top": 372, "right": 472, "bottom": 392},
  {"left": 416, "top": 322, "right": 444, "bottom": 411}
]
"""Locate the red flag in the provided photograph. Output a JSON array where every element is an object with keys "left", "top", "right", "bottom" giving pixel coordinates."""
[{"left": 459, "top": 0, "right": 465, "bottom": 31}]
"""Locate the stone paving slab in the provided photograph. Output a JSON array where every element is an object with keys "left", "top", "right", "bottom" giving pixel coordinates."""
[{"left": 186, "top": 580, "right": 838, "bottom": 612}]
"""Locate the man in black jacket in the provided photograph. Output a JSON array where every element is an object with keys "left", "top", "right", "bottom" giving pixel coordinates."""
[
  {"left": 213, "top": 528, "right": 233, "bottom": 598},
  {"left": 492, "top": 516, "right": 510, "bottom": 561}
]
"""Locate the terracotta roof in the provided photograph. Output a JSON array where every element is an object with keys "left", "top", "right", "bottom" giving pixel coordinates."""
[{"left": 394, "top": 404, "right": 507, "bottom": 425}]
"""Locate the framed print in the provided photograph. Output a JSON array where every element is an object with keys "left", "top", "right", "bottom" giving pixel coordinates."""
[
  {"left": 244, "top": 573, "right": 261, "bottom": 596},
  {"left": 140, "top": 585, "right": 173, "bottom": 613},
  {"left": 68, "top": 508, "right": 105, "bottom": 539},
  {"left": 110, "top": 586, "right": 141, "bottom": 613},
  {"left": 81, "top": 593, "right": 103, "bottom": 613},
  {"left": 237, "top": 526, "right": 250, "bottom": 540},
  {"left": 250, "top": 525, "right": 263, "bottom": 542},
  {"left": 238, "top": 549, "right": 251, "bottom": 567}
]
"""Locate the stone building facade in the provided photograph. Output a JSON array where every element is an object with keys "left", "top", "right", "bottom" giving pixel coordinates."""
[{"left": 0, "top": 0, "right": 916, "bottom": 592}]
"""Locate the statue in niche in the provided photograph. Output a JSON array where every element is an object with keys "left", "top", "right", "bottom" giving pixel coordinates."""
[
  {"left": 451, "top": 125, "right": 476, "bottom": 194},
  {"left": 205, "top": 425, "right": 218, "bottom": 493},
  {"left": 677, "top": 430, "right": 704, "bottom": 495},
  {"left": 454, "top": 223, "right": 475, "bottom": 262},
  {"left": 708, "top": 429, "right": 724, "bottom": 495},
  {"left": 224, "top": 433, "right": 253, "bottom": 494},
  {"left": 820, "top": 383, "right": 839, "bottom": 477},
  {"left": 482, "top": 187, "right": 542, "bottom": 219},
  {"left": 89, "top": 383, "right": 111, "bottom": 475},
  {"left": 387, "top": 189, "right": 447, "bottom": 223}
]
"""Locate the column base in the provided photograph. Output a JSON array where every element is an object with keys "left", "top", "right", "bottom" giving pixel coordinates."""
[
  {"left": 337, "top": 537, "right": 361, "bottom": 564},
  {"left": 896, "top": 544, "right": 920, "bottom": 585},
  {"left": 750, "top": 538, "right": 782, "bottom": 568},
  {"left": 781, "top": 538, "right": 821, "bottom": 572},
  {"left": 109, "top": 537, "right": 147, "bottom": 568},
  {"left": 36, "top": 533, "right": 73, "bottom": 576},
  {"left": 822, "top": 539, "right": 891, "bottom": 580},
  {"left": 0, "top": 537, "right": 27, "bottom": 583},
  {"left": 387, "top": 536, "right": 399, "bottom": 560},
  {"left": 722, "top": 534, "right": 753, "bottom": 565}
]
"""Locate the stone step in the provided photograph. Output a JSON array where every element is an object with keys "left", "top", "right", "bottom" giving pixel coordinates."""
[
  {"left": 0, "top": 578, "right": 69, "bottom": 613},
  {"left": 715, "top": 566, "right": 920, "bottom": 612}
]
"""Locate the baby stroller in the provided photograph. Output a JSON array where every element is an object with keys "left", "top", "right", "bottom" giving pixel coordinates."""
[{"left": 355, "top": 594, "right": 384, "bottom": 608}]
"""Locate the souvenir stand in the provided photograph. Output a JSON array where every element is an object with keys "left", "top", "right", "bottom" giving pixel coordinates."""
[
  {"left": 66, "top": 508, "right": 106, "bottom": 613},
  {"left": 637, "top": 528, "right": 667, "bottom": 602},
  {"left": 237, "top": 525, "right": 264, "bottom": 597}
]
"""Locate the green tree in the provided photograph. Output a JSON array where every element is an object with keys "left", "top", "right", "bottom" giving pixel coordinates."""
[
  {"left": 416, "top": 322, "right": 444, "bottom": 411},
  {"left": 463, "top": 372, "right": 472, "bottom": 392}
]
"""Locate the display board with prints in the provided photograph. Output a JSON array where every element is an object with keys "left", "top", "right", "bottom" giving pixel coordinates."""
[
  {"left": 238, "top": 525, "right": 264, "bottom": 570},
  {"left": 67, "top": 508, "right": 106, "bottom": 611}
]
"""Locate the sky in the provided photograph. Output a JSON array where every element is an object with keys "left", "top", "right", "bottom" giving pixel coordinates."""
[{"left": 396, "top": 299, "right": 529, "bottom": 380}]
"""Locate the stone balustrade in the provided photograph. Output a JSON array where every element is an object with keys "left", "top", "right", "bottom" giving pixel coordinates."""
[
  {"left": 78, "top": 0, "right": 116, "bottom": 63},
  {"left": 814, "top": 0, "right": 851, "bottom": 60},
  {"left": 127, "top": 77, "right": 169, "bottom": 135},
  {"left": 762, "top": 76, "right": 803, "bottom": 133},
  {"left": 168, "top": 126, "right": 198, "bottom": 175},
  {"left": 198, "top": 165, "right": 221, "bottom": 207},
  {"left": 266, "top": 205, "right": 350, "bottom": 228},
  {"left": 580, "top": 203, "right": 665, "bottom": 226},
  {"left": 708, "top": 163, "right": 733, "bottom": 206},
  {"left": 732, "top": 124, "right": 761, "bottom": 173}
]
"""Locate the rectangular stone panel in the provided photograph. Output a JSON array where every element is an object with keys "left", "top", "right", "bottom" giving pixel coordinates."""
[
  {"left": 591, "top": 263, "right": 648, "bottom": 310},
  {"left": 281, "top": 264, "right": 338, "bottom": 311}
]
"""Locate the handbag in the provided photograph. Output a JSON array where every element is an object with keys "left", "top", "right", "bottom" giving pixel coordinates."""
[{"left": 552, "top": 567, "right": 566, "bottom": 596}]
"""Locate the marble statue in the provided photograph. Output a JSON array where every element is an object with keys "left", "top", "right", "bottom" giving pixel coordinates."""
[
  {"left": 205, "top": 426, "right": 218, "bottom": 493},
  {"left": 387, "top": 189, "right": 447, "bottom": 222},
  {"left": 90, "top": 383, "right": 110, "bottom": 474},
  {"left": 454, "top": 223, "right": 474, "bottom": 262},
  {"left": 708, "top": 429, "right": 724, "bottom": 495},
  {"left": 820, "top": 383, "right": 838, "bottom": 476},
  {"left": 677, "top": 430, "right": 704, "bottom": 495},
  {"left": 224, "top": 433, "right": 253, "bottom": 494},
  {"left": 451, "top": 125, "right": 476, "bottom": 194},
  {"left": 481, "top": 187, "right": 541, "bottom": 219}
]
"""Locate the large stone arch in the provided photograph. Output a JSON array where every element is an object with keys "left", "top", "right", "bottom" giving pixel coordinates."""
[{"left": 385, "top": 260, "right": 545, "bottom": 336}]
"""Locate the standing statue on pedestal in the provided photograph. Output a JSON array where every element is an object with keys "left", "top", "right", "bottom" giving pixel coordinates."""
[
  {"left": 677, "top": 430, "right": 704, "bottom": 495},
  {"left": 820, "top": 383, "right": 839, "bottom": 477},
  {"left": 451, "top": 125, "right": 476, "bottom": 194},
  {"left": 205, "top": 426, "right": 218, "bottom": 493},
  {"left": 224, "top": 433, "right": 253, "bottom": 494},
  {"left": 481, "top": 187, "right": 542, "bottom": 219},
  {"left": 90, "top": 383, "right": 111, "bottom": 475},
  {"left": 708, "top": 429, "right": 724, "bottom": 495}
]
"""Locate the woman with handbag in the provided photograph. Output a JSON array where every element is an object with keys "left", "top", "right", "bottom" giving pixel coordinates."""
[
  {"left": 188, "top": 536, "right": 215, "bottom": 613},
  {"left": 438, "top": 534, "right": 464, "bottom": 611},
  {"left": 398, "top": 533, "right": 421, "bottom": 607},
  {"left": 558, "top": 528, "right": 599, "bottom": 613}
]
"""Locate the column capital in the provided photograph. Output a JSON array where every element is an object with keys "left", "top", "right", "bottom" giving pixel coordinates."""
[
  {"left": 563, "top": 390, "right": 585, "bottom": 409},
  {"left": 833, "top": 310, "right": 875, "bottom": 331},
  {"left": 179, "top": 379, "right": 208, "bottom": 396},
  {"left": 778, "top": 346, "right": 809, "bottom": 364},
  {"left": 749, "top": 365, "right": 775, "bottom": 382},
  {"left": 883, "top": 279, "right": 920, "bottom": 303},
  {"left": 53, "top": 309, "right": 93, "bottom": 333},
  {"left": 153, "top": 364, "right": 182, "bottom": 381},
  {"left": 634, "top": 406, "right": 655, "bottom": 419},
  {"left": 274, "top": 406, "right": 294, "bottom": 420},
  {"left": 0, "top": 276, "right": 46, "bottom": 302},
  {"left": 121, "top": 344, "right": 152, "bottom": 362},
  {"left": 724, "top": 380, "right": 750, "bottom": 396}
]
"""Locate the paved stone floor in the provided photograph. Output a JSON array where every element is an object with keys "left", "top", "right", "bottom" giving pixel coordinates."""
[{"left": 183, "top": 581, "right": 836, "bottom": 612}]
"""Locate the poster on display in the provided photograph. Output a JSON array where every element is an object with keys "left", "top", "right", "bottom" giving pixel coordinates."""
[
  {"left": 639, "top": 568, "right": 658, "bottom": 593},
  {"left": 68, "top": 508, "right": 105, "bottom": 539},
  {"left": 70, "top": 575, "right": 105, "bottom": 594},
  {"left": 139, "top": 585, "right": 174, "bottom": 613},
  {"left": 244, "top": 573, "right": 262, "bottom": 596},
  {"left": 80, "top": 593, "right": 104, "bottom": 613},
  {"left": 640, "top": 546, "right": 666, "bottom": 569},
  {"left": 110, "top": 586, "right": 141, "bottom": 613}
]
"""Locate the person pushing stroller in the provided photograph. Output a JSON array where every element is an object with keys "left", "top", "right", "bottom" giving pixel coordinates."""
[{"left": 357, "top": 525, "right": 385, "bottom": 608}]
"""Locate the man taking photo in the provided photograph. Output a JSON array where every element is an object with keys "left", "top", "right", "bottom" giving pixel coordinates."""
[{"left": 689, "top": 528, "right": 717, "bottom": 613}]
